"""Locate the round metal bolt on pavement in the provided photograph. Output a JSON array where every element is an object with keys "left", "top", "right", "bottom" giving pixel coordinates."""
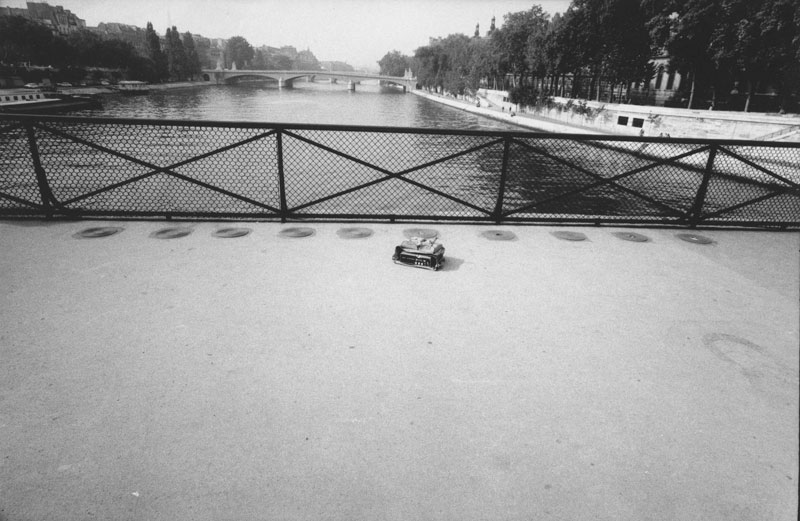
[
  {"left": 279, "top": 227, "right": 315, "bottom": 238},
  {"left": 213, "top": 227, "right": 252, "bottom": 238},
  {"left": 150, "top": 227, "right": 193, "bottom": 239},
  {"left": 74, "top": 226, "right": 123, "bottom": 239},
  {"left": 480, "top": 230, "right": 517, "bottom": 241},
  {"left": 337, "top": 227, "right": 374, "bottom": 239},
  {"left": 551, "top": 231, "right": 587, "bottom": 241},
  {"left": 613, "top": 231, "right": 650, "bottom": 242},
  {"left": 677, "top": 233, "right": 714, "bottom": 245},
  {"left": 403, "top": 228, "right": 438, "bottom": 239}
]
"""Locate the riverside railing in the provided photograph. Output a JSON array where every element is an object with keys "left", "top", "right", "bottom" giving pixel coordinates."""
[{"left": 1, "top": 114, "right": 798, "bottom": 228}]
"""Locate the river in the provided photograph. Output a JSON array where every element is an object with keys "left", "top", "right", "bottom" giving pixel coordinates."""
[{"left": 84, "top": 81, "right": 521, "bottom": 131}]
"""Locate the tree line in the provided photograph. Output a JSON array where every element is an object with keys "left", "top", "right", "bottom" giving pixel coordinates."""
[
  {"left": 0, "top": 15, "right": 203, "bottom": 83},
  {"left": 379, "top": 0, "right": 800, "bottom": 112},
  {"left": 0, "top": 15, "right": 322, "bottom": 84}
]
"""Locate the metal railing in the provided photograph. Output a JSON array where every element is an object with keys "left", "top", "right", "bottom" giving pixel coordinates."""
[{"left": 1, "top": 114, "right": 798, "bottom": 228}]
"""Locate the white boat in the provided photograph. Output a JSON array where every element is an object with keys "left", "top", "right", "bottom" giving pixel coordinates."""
[{"left": 0, "top": 89, "right": 101, "bottom": 113}]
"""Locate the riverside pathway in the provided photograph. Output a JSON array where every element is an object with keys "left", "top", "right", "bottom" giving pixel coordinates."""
[
  {"left": 411, "top": 89, "right": 609, "bottom": 134},
  {"left": 1, "top": 220, "right": 797, "bottom": 521}
]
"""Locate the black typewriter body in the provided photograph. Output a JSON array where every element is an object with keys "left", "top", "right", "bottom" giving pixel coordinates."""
[{"left": 392, "top": 244, "right": 445, "bottom": 271}]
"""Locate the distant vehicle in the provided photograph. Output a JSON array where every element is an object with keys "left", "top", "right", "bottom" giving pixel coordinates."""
[
  {"left": 100, "top": 80, "right": 110, "bottom": 86},
  {"left": 57, "top": 82, "right": 72, "bottom": 87},
  {"left": 23, "top": 83, "right": 40, "bottom": 89}
]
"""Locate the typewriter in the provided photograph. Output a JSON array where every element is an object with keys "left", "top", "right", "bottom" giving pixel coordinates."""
[{"left": 392, "top": 236, "right": 445, "bottom": 271}]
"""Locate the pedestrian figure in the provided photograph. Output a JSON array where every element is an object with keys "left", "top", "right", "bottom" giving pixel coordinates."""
[{"left": 636, "top": 129, "right": 649, "bottom": 155}]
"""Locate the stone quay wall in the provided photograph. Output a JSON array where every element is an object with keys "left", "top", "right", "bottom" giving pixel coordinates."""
[{"left": 478, "top": 89, "right": 800, "bottom": 141}]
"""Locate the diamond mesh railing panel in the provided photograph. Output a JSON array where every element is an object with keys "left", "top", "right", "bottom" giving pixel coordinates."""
[
  {"left": 698, "top": 146, "right": 799, "bottom": 224},
  {"left": 28, "top": 119, "right": 281, "bottom": 216},
  {"left": 1, "top": 114, "right": 798, "bottom": 228},
  {"left": 501, "top": 138, "right": 695, "bottom": 221},
  {"left": 283, "top": 130, "right": 501, "bottom": 218},
  {"left": 0, "top": 122, "right": 43, "bottom": 210}
]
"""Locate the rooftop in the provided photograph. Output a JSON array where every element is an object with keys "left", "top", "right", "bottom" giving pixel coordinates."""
[{"left": 1, "top": 220, "right": 798, "bottom": 520}]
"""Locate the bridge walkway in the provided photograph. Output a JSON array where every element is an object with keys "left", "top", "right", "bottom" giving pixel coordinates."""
[{"left": 1, "top": 220, "right": 797, "bottom": 520}]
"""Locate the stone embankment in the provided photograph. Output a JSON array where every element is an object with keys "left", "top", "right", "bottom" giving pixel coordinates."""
[
  {"left": 411, "top": 89, "right": 602, "bottom": 134},
  {"left": 414, "top": 88, "right": 800, "bottom": 141}
]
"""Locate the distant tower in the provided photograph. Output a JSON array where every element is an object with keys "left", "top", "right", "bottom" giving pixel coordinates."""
[
  {"left": 489, "top": 16, "right": 496, "bottom": 35},
  {"left": 474, "top": 23, "right": 480, "bottom": 37}
]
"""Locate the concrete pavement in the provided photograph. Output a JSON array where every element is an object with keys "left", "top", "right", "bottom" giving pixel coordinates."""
[{"left": 1, "top": 220, "right": 797, "bottom": 520}]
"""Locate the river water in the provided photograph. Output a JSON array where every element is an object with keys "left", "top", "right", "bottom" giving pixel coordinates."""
[{"left": 85, "top": 81, "right": 520, "bottom": 131}]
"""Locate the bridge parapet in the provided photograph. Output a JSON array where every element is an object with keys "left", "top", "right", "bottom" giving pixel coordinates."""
[{"left": 1, "top": 113, "right": 797, "bottom": 228}]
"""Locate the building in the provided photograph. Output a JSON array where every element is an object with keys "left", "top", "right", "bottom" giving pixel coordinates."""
[
  {"left": 0, "top": 2, "right": 85, "bottom": 35},
  {"left": 90, "top": 22, "right": 147, "bottom": 56}
]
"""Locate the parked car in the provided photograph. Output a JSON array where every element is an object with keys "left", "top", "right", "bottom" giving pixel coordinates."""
[
  {"left": 56, "top": 82, "right": 72, "bottom": 87},
  {"left": 23, "top": 83, "right": 40, "bottom": 89}
]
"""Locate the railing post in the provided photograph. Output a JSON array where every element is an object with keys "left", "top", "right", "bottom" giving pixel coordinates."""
[
  {"left": 276, "top": 128, "right": 288, "bottom": 222},
  {"left": 492, "top": 136, "right": 511, "bottom": 224},
  {"left": 24, "top": 121, "right": 56, "bottom": 218},
  {"left": 688, "top": 144, "right": 717, "bottom": 227}
]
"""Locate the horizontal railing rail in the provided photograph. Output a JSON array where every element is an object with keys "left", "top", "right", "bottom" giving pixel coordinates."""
[{"left": 1, "top": 114, "right": 798, "bottom": 228}]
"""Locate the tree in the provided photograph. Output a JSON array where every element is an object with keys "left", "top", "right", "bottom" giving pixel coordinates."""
[
  {"left": 253, "top": 49, "right": 267, "bottom": 70},
  {"left": 414, "top": 39, "right": 446, "bottom": 92},
  {"left": 711, "top": 0, "right": 799, "bottom": 112},
  {"left": 266, "top": 54, "right": 292, "bottom": 70},
  {"left": 493, "top": 6, "right": 550, "bottom": 87},
  {"left": 183, "top": 32, "right": 202, "bottom": 80},
  {"left": 649, "top": 0, "right": 719, "bottom": 109},
  {"left": 440, "top": 33, "right": 473, "bottom": 95},
  {"left": 66, "top": 29, "right": 104, "bottom": 68},
  {"left": 541, "top": 13, "right": 570, "bottom": 96},
  {"left": 294, "top": 49, "right": 319, "bottom": 70},
  {"left": 226, "top": 36, "right": 254, "bottom": 69},
  {"left": 598, "top": 0, "right": 652, "bottom": 102},
  {"left": 758, "top": 0, "right": 800, "bottom": 111},
  {"left": 378, "top": 50, "right": 410, "bottom": 77},
  {"left": 164, "top": 27, "right": 187, "bottom": 80},
  {"left": 0, "top": 15, "right": 64, "bottom": 66},
  {"left": 145, "top": 22, "right": 168, "bottom": 82}
]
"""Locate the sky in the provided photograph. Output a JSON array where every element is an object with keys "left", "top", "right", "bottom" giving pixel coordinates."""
[{"left": 1, "top": 0, "right": 572, "bottom": 69}]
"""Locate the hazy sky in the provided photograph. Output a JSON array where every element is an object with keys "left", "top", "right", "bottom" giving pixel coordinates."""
[{"left": 1, "top": 0, "right": 572, "bottom": 68}]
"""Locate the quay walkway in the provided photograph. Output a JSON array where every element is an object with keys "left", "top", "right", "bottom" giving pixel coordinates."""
[
  {"left": 411, "top": 89, "right": 597, "bottom": 134},
  {"left": 1, "top": 220, "right": 797, "bottom": 520}
]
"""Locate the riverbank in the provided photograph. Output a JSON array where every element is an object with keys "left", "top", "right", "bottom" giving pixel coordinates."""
[
  {"left": 478, "top": 89, "right": 800, "bottom": 141},
  {"left": 414, "top": 88, "right": 800, "bottom": 140},
  {"left": 65, "top": 80, "right": 211, "bottom": 96},
  {"left": 411, "top": 89, "right": 606, "bottom": 135}
]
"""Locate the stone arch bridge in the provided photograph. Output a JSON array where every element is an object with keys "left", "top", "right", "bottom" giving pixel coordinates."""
[{"left": 202, "top": 69, "right": 417, "bottom": 92}]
